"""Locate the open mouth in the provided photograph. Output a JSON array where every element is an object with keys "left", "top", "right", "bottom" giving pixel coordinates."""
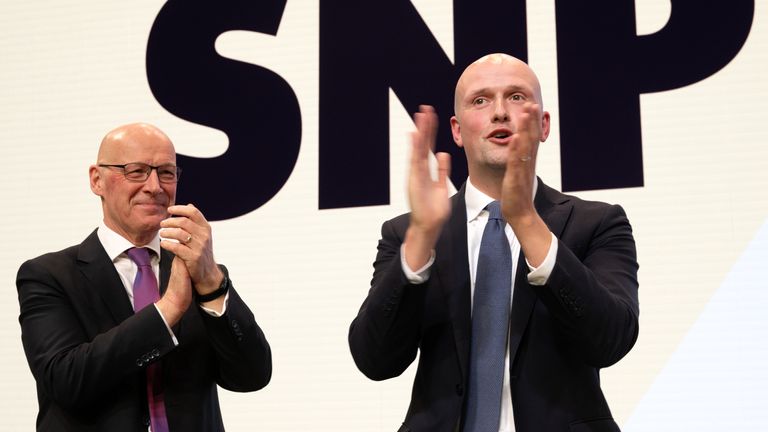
[{"left": 487, "top": 129, "right": 513, "bottom": 140}]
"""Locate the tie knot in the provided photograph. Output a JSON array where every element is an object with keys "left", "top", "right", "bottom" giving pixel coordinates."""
[
  {"left": 486, "top": 201, "right": 503, "bottom": 221},
  {"left": 126, "top": 247, "right": 152, "bottom": 266}
]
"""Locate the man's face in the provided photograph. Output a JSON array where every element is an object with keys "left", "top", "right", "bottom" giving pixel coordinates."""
[
  {"left": 90, "top": 125, "right": 177, "bottom": 243},
  {"left": 450, "top": 57, "right": 550, "bottom": 175}
]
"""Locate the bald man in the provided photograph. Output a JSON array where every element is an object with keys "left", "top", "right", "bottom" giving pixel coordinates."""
[
  {"left": 349, "top": 54, "right": 639, "bottom": 431},
  {"left": 17, "top": 123, "right": 271, "bottom": 431}
]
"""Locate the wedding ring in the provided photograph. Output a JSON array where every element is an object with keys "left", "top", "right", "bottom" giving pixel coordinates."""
[{"left": 185, "top": 234, "right": 192, "bottom": 243}]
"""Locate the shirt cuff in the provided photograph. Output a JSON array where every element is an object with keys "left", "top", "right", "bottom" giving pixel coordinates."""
[
  {"left": 400, "top": 244, "right": 435, "bottom": 284},
  {"left": 199, "top": 291, "right": 230, "bottom": 317},
  {"left": 153, "top": 303, "right": 179, "bottom": 346},
  {"left": 526, "top": 232, "right": 558, "bottom": 286}
]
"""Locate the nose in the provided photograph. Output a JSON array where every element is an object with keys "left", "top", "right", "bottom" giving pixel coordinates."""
[
  {"left": 142, "top": 168, "right": 163, "bottom": 194},
  {"left": 492, "top": 99, "right": 509, "bottom": 123}
]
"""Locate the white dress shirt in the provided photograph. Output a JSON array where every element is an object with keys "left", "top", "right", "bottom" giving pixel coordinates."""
[
  {"left": 97, "top": 223, "right": 179, "bottom": 346},
  {"left": 401, "top": 179, "right": 558, "bottom": 432},
  {"left": 96, "top": 223, "right": 230, "bottom": 346}
]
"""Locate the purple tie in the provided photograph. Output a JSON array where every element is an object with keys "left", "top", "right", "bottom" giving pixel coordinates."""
[{"left": 126, "top": 247, "right": 170, "bottom": 432}]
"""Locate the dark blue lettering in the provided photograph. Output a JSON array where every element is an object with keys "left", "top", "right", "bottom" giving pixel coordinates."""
[
  {"left": 147, "top": 0, "right": 754, "bottom": 214},
  {"left": 146, "top": 0, "right": 301, "bottom": 220},
  {"left": 318, "top": 0, "right": 528, "bottom": 209},
  {"left": 555, "top": 0, "right": 753, "bottom": 191}
]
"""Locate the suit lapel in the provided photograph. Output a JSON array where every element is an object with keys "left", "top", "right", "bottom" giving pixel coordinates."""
[
  {"left": 434, "top": 185, "right": 472, "bottom": 380},
  {"left": 77, "top": 230, "right": 134, "bottom": 323},
  {"left": 508, "top": 178, "right": 574, "bottom": 366},
  {"left": 534, "top": 179, "right": 573, "bottom": 239}
]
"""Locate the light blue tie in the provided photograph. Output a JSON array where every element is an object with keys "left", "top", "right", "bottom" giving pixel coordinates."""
[{"left": 464, "top": 201, "right": 512, "bottom": 432}]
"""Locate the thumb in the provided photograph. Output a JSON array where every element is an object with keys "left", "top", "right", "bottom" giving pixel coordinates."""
[{"left": 171, "top": 256, "right": 190, "bottom": 278}]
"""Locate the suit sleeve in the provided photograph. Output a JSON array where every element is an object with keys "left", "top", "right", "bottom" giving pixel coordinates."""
[
  {"left": 536, "top": 203, "right": 640, "bottom": 368},
  {"left": 16, "top": 256, "right": 176, "bottom": 411},
  {"left": 195, "top": 266, "right": 272, "bottom": 392},
  {"left": 348, "top": 216, "right": 428, "bottom": 381}
]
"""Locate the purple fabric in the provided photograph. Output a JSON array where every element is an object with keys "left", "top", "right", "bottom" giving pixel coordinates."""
[{"left": 126, "top": 247, "right": 170, "bottom": 432}]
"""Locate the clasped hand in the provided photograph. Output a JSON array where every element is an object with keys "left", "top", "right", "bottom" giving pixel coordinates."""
[{"left": 160, "top": 204, "right": 224, "bottom": 297}]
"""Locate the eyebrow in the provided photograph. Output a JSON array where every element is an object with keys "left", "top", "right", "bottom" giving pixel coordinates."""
[{"left": 465, "top": 84, "right": 531, "bottom": 101}]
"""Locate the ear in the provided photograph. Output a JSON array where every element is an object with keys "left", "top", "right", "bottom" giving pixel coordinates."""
[
  {"left": 89, "top": 165, "right": 104, "bottom": 197},
  {"left": 540, "top": 110, "right": 551, "bottom": 142},
  {"left": 450, "top": 116, "right": 463, "bottom": 148}
]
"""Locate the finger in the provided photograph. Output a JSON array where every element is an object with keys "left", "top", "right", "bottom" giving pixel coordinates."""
[
  {"left": 510, "top": 103, "right": 540, "bottom": 158},
  {"left": 519, "top": 103, "right": 542, "bottom": 141},
  {"left": 412, "top": 106, "right": 437, "bottom": 152},
  {"left": 167, "top": 204, "right": 208, "bottom": 224},
  {"left": 160, "top": 237, "right": 200, "bottom": 265},
  {"left": 161, "top": 207, "right": 210, "bottom": 236},
  {"left": 410, "top": 113, "right": 428, "bottom": 163},
  {"left": 160, "top": 214, "right": 194, "bottom": 231},
  {"left": 170, "top": 256, "right": 190, "bottom": 278},
  {"left": 516, "top": 104, "right": 533, "bottom": 137},
  {"left": 436, "top": 152, "right": 451, "bottom": 187},
  {"left": 410, "top": 128, "right": 427, "bottom": 165},
  {"left": 419, "top": 105, "right": 438, "bottom": 153},
  {"left": 159, "top": 227, "right": 193, "bottom": 245},
  {"left": 160, "top": 238, "right": 185, "bottom": 256}
]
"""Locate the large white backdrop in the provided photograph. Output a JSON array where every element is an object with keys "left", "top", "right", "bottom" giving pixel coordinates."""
[{"left": 1, "top": 1, "right": 767, "bottom": 430}]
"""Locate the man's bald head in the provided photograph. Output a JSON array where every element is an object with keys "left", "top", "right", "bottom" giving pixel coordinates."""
[
  {"left": 97, "top": 123, "right": 174, "bottom": 164},
  {"left": 454, "top": 53, "right": 544, "bottom": 117}
]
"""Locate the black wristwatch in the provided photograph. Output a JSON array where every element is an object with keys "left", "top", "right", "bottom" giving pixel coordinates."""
[{"left": 195, "top": 272, "right": 230, "bottom": 303}]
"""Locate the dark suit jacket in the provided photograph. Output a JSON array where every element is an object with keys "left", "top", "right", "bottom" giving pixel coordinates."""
[
  {"left": 349, "top": 180, "right": 639, "bottom": 432},
  {"left": 17, "top": 229, "right": 272, "bottom": 431}
]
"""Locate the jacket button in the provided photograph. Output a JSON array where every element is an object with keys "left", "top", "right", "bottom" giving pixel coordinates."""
[{"left": 455, "top": 384, "right": 464, "bottom": 396}]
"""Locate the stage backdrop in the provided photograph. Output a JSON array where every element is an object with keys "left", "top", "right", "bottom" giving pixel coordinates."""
[{"left": 1, "top": 1, "right": 766, "bottom": 430}]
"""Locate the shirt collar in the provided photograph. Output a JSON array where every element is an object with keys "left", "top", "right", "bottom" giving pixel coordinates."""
[
  {"left": 464, "top": 176, "right": 539, "bottom": 223},
  {"left": 96, "top": 221, "right": 162, "bottom": 261}
]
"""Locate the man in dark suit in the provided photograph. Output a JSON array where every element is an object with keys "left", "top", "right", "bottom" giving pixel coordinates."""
[
  {"left": 17, "top": 123, "right": 272, "bottom": 431},
  {"left": 349, "top": 54, "right": 639, "bottom": 431}
]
